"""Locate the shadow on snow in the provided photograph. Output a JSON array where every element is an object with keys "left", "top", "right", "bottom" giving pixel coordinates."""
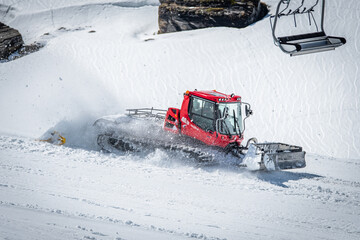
[{"left": 255, "top": 171, "right": 323, "bottom": 188}]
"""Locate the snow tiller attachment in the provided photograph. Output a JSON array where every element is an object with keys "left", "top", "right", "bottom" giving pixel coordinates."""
[
  {"left": 95, "top": 90, "right": 306, "bottom": 171},
  {"left": 245, "top": 143, "right": 306, "bottom": 170}
]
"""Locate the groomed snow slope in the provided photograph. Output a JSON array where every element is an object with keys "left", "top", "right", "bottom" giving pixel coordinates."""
[
  {"left": 1, "top": 135, "right": 360, "bottom": 240},
  {"left": 0, "top": 0, "right": 360, "bottom": 239}
]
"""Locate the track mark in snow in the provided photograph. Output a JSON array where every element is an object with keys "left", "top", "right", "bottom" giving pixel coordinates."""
[
  {"left": 77, "top": 225, "right": 108, "bottom": 237},
  {"left": 107, "top": 1, "right": 160, "bottom": 8},
  {"left": 1, "top": 134, "right": 360, "bottom": 239}
]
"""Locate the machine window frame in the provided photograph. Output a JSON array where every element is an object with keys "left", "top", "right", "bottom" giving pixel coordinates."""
[
  {"left": 188, "top": 96, "right": 216, "bottom": 132},
  {"left": 217, "top": 102, "right": 243, "bottom": 136}
]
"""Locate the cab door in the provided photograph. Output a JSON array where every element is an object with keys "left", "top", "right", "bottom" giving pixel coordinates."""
[{"left": 183, "top": 97, "right": 216, "bottom": 145}]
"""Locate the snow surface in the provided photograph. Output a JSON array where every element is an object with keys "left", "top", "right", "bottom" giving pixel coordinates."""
[
  {"left": 0, "top": 0, "right": 360, "bottom": 239},
  {"left": 1, "top": 135, "right": 360, "bottom": 240}
]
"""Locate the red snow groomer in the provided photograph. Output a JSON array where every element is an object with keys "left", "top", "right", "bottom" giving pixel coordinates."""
[
  {"left": 163, "top": 90, "right": 245, "bottom": 148},
  {"left": 95, "top": 90, "right": 306, "bottom": 170}
]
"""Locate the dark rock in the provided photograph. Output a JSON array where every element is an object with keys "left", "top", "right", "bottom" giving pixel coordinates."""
[
  {"left": 0, "top": 22, "right": 24, "bottom": 60},
  {"left": 158, "top": 0, "right": 268, "bottom": 33},
  {"left": 0, "top": 22, "right": 44, "bottom": 62},
  {"left": 1, "top": 42, "right": 44, "bottom": 62},
  {"left": 18, "top": 43, "right": 43, "bottom": 56}
]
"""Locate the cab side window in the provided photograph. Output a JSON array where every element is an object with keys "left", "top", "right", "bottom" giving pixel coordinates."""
[{"left": 189, "top": 97, "right": 215, "bottom": 131}]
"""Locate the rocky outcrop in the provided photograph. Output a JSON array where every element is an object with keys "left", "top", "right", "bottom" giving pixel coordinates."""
[
  {"left": 0, "top": 22, "right": 24, "bottom": 60},
  {"left": 158, "top": 0, "right": 268, "bottom": 33}
]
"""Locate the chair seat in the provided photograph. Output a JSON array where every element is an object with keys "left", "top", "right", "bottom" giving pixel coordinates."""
[{"left": 277, "top": 32, "right": 346, "bottom": 56}]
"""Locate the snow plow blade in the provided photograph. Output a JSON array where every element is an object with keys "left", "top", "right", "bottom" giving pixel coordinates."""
[{"left": 254, "top": 143, "right": 306, "bottom": 170}]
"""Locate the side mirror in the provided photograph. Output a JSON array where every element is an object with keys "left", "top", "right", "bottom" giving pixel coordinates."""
[{"left": 245, "top": 105, "right": 253, "bottom": 117}]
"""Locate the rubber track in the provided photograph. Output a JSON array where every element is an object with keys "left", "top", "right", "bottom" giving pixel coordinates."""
[{"left": 97, "top": 134, "right": 214, "bottom": 162}]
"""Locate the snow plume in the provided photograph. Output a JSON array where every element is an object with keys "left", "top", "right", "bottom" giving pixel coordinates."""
[{"left": 40, "top": 115, "right": 100, "bottom": 150}]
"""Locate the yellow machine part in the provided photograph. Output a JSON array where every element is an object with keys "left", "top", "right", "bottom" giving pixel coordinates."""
[{"left": 38, "top": 131, "right": 66, "bottom": 145}]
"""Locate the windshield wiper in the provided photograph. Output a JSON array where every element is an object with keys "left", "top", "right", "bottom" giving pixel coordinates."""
[{"left": 233, "top": 109, "right": 241, "bottom": 136}]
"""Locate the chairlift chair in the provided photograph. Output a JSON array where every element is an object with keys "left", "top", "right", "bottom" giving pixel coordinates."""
[{"left": 270, "top": 0, "right": 346, "bottom": 56}]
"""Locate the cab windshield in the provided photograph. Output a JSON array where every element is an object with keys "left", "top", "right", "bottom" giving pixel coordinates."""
[{"left": 217, "top": 102, "right": 243, "bottom": 136}]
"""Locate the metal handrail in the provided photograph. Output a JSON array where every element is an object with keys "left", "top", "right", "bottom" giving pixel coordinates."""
[{"left": 126, "top": 107, "right": 167, "bottom": 119}]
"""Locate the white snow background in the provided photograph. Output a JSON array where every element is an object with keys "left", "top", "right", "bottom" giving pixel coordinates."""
[{"left": 0, "top": 0, "right": 359, "bottom": 239}]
